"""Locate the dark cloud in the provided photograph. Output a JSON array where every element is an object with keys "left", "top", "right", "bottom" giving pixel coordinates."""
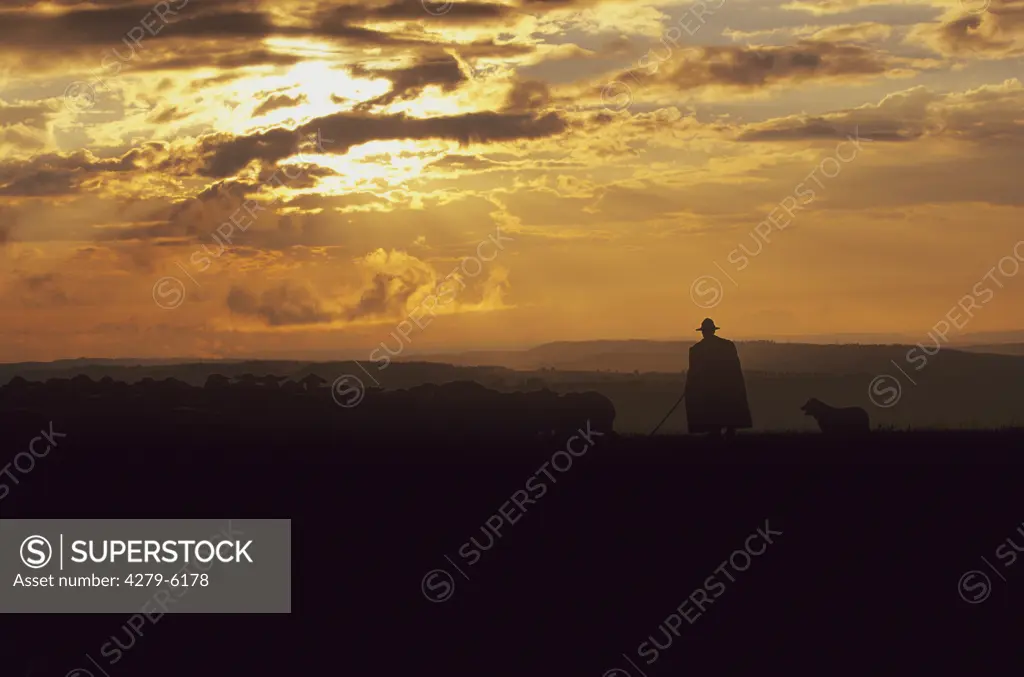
[
  {"left": 0, "top": 0, "right": 553, "bottom": 78},
  {"left": 609, "top": 41, "right": 903, "bottom": 94},
  {"left": 0, "top": 0, "right": 250, "bottom": 9},
  {"left": 921, "top": 4, "right": 1024, "bottom": 57},
  {"left": 227, "top": 283, "right": 336, "bottom": 326},
  {"left": 352, "top": 54, "right": 468, "bottom": 109},
  {"left": 91, "top": 164, "right": 344, "bottom": 244},
  {"left": 736, "top": 117, "right": 914, "bottom": 142},
  {"left": 735, "top": 82, "right": 1024, "bottom": 145},
  {"left": 323, "top": 0, "right": 514, "bottom": 23},
  {"left": 40, "top": 4, "right": 378, "bottom": 49},
  {"left": 0, "top": 5, "right": 438, "bottom": 51},
  {"left": 191, "top": 110, "right": 566, "bottom": 178},
  {"left": 0, "top": 4, "right": 213, "bottom": 48},
  {"left": 345, "top": 268, "right": 433, "bottom": 321},
  {"left": 148, "top": 105, "right": 188, "bottom": 123},
  {"left": 252, "top": 93, "right": 309, "bottom": 117},
  {"left": 0, "top": 170, "right": 77, "bottom": 196},
  {"left": 0, "top": 101, "right": 55, "bottom": 152},
  {"left": 0, "top": 144, "right": 169, "bottom": 196},
  {"left": 504, "top": 79, "right": 551, "bottom": 112},
  {"left": 190, "top": 128, "right": 301, "bottom": 179},
  {"left": 14, "top": 272, "right": 71, "bottom": 307},
  {"left": 0, "top": 127, "right": 47, "bottom": 152},
  {"left": 0, "top": 102, "right": 54, "bottom": 129},
  {"left": 137, "top": 46, "right": 307, "bottom": 74},
  {"left": 0, "top": 2, "right": 542, "bottom": 84},
  {"left": 306, "top": 109, "right": 567, "bottom": 151},
  {"left": 100, "top": 177, "right": 261, "bottom": 242}
]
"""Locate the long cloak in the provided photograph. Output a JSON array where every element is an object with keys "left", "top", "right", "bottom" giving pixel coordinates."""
[{"left": 684, "top": 336, "right": 753, "bottom": 433}]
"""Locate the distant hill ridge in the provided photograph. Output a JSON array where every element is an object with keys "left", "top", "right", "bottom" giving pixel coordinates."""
[
  {"left": 3, "top": 340, "right": 1024, "bottom": 384},
  {"left": 398, "top": 339, "right": 1024, "bottom": 374}
]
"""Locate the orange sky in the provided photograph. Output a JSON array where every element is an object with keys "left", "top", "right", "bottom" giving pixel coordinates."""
[{"left": 1, "top": 0, "right": 1023, "bottom": 361}]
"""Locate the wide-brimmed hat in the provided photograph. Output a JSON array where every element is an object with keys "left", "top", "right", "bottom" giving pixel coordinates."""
[{"left": 696, "top": 318, "right": 720, "bottom": 332}]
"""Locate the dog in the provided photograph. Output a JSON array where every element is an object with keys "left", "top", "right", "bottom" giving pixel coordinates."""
[{"left": 801, "top": 398, "right": 870, "bottom": 435}]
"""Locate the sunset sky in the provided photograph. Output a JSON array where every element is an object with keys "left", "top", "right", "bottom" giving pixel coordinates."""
[{"left": 1, "top": 0, "right": 1023, "bottom": 361}]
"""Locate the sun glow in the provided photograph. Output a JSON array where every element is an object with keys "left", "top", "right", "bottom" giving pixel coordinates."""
[
  {"left": 209, "top": 57, "right": 392, "bottom": 136},
  {"left": 281, "top": 139, "right": 458, "bottom": 193},
  {"left": 187, "top": 41, "right": 478, "bottom": 190}
]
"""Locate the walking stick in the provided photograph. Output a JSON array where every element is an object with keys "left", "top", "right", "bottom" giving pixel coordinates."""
[{"left": 649, "top": 392, "right": 685, "bottom": 436}]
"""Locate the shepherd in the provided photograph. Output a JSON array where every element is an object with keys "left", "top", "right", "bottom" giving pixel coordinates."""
[{"left": 684, "top": 318, "right": 752, "bottom": 439}]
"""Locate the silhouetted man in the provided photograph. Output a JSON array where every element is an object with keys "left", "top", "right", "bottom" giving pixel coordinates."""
[{"left": 684, "top": 318, "right": 752, "bottom": 439}]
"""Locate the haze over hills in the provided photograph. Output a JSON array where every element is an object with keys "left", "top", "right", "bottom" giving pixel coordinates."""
[
  {"left": 398, "top": 339, "right": 1024, "bottom": 373},
  {"left": 735, "top": 330, "right": 1024, "bottom": 346},
  {"left": 957, "top": 343, "right": 1024, "bottom": 356},
  {"left": 4, "top": 339, "right": 1024, "bottom": 380},
  {"left": 9, "top": 331, "right": 1024, "bottom": 372}
]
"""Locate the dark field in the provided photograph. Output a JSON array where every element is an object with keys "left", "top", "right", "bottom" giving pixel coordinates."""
[{"left": 2, "top": 396, "right": 1022, "bottom": 675}]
